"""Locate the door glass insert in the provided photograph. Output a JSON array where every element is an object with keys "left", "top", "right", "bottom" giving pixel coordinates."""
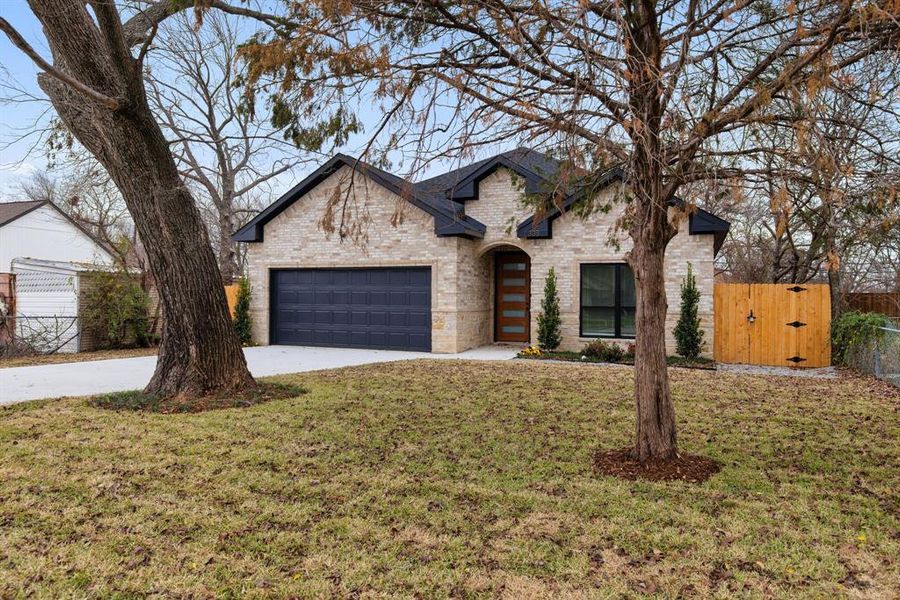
[{"left": 502, "top": 278, "right": 526, "bottom": 286}]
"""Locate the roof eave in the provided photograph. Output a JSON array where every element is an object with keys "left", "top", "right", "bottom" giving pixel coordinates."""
[{"left": 232, "top": 153, "right": 488, "bottom": 243}]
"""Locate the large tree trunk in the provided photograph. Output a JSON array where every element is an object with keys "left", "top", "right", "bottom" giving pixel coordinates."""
[
  {"left": 32, "top": 0, "right": 254, "bottom": 398},
  {"left": 625, "top": 0, "right": 678, "bottom": 461}
]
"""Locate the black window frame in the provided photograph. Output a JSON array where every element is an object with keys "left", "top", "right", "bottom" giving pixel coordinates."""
[{"left": 579, "top": 263, "right": 636, "bottom": 339}]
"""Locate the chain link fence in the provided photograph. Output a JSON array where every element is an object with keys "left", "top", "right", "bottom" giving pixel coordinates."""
[
  {"left": 0, "top": 315, "right": 80, "bottom": 358},
  {"left": 846, "top": 326, "right": 900, "bottom": 387}
]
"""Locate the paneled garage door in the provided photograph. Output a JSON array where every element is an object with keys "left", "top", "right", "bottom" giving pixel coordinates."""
[{"left": 269, "top": 267, "right": 431, "bottom": 351}]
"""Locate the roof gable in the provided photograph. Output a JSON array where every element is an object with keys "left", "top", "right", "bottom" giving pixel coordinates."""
[
  {"left": 514, "top": 166, "right": 730, "bottom": 255},
  {"left": 414, "top": 148, "right": 562, "bottom": 202},
  {"left": 0, "top": 200, "right": 116, "bottom": 260},
  {"left": 0, "top": 200, "right": 46, "bottom": 228},
  {"left": 233, "top": 154, "right": 485, "bottom": 243},
  {"left": 233, "top": 148, "right": 731, "bottom": 254}
]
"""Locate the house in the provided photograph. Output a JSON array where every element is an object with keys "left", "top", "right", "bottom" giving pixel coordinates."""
[
  {"left": 10, "top": 258, "right": 125, "bottom": 353},
  {"left": 0, "top": 200, "right": 114, "bottom": 272},
  {"left": 1, "top": 200, "right": 115, "bottom": 353},
  {"left": 234, "top": 148, "right": 729, "bottom": 355}
]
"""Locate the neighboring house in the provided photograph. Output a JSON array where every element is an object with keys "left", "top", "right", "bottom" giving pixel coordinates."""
[
  {"left": 0, "top": 200, "right": 115, "bottom": 354},
  {"left": 0, "top": 200, "right": 114, "bottom": 272},
  {"left": 10, "top": 258, "right": 124, "bottom": 353},
  {"left": 235, "top": 148, "right": 729, "bottom": 355}
]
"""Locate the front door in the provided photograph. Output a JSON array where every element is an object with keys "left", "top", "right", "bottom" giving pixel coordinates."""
[{"left": 495, "top": 252, "right": 531, "bottom": 343}]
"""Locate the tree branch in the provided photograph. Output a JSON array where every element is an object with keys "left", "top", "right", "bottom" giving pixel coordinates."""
[{"left": 0, "top": 16, "right": 121, "bottom": 110}]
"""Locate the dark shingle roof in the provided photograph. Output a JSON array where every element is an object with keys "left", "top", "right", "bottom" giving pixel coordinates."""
[
  {"left": 233, "top": 154, "right": 486, "bottom": 242},
  {"left": 0, "top": 200, "right": 46, "bottom": 228},
  {"left": 233, "top": 147, "right": 730, "bottom": 253},
  {"left": 413, "top": 148, "right": 563, "bottom": 201}
]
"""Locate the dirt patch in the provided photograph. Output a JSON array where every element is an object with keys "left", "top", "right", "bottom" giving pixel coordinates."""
[
  {"left": 593, "top": 447, "right": 721, "bottom": 483},
  {"left": 87, "top": 381, "right": 304, "bottom": 413}
]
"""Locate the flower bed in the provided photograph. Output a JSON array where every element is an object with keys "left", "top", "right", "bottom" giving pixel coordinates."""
[{"left": 517, "top": 345, "right": 716, "bottom": 370}]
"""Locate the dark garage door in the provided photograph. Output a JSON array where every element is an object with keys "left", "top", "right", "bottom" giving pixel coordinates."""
[{"left": 270, "top": 267, "right": 431, "bottom": 351}]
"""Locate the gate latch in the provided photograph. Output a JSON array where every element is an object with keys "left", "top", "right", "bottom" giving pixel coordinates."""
[{"left": 747, "top": 309, "right": 756, "bottom": 324}]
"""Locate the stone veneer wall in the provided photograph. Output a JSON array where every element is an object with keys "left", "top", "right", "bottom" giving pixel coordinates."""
[{"left": 246, "top": 166, "right": 717, "bottom": 356}]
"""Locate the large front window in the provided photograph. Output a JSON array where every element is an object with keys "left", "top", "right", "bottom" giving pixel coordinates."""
[{"left": 580, "top": 263, "right": 636, "bottom": 338}]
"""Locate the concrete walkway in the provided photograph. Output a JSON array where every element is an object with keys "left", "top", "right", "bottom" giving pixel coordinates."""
[{"left": 0, "top": 345, "right": 518, "bottom": 406}]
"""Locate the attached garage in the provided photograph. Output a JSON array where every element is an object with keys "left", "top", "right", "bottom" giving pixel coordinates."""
[{"left": 269, "top": 267, "right": 431, "bottom": 351}]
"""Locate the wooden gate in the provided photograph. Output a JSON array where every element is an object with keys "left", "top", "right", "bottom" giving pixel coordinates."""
[{"left": 714, "top": 283, "right": 831, "bottom": 367}]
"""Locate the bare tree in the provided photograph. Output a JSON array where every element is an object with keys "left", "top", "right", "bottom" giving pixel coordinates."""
[
  {"left": 0, "top": 1, "right": 287, "bottom": 397},
  {"left": 712, "top": 57, "right": 900, "bottom": 313},
  {"left": 147, "top": 12, "right": 304, "bottom": 283},
  {"left": 242, "top": 0, "right": 899, "bottom": 461},
  {"left": 19, "top": 168, "right": 144, "bottom": 274}
]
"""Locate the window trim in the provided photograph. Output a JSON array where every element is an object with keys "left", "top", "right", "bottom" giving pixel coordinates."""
[{"left": 579, "top": 263, "right": 636, "bottom": 339}]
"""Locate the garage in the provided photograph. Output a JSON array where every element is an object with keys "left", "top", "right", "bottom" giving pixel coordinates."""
[{"left": 269, "top": 267, "right": 431, "bottom": 351}]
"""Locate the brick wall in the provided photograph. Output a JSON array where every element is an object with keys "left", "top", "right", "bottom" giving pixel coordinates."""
[
  {"left": 459, "top": 169, "right": 716, "bottom": 355},
  {"left": 246, "top": 166, "right": 466, "bottom": 352},
  {"left": 247, "top": 166, "right": 717, "bottom": 356}
]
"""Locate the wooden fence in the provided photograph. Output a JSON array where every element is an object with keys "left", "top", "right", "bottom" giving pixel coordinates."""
[
  {"left": 714, "top": 283, "right": 831, "bottom": 368},
  {"left": 224, "top": 284, "right": 240, "bottom": 318},
  {"left": 847, "top": 292, "right": 900, "bottom": 319}
]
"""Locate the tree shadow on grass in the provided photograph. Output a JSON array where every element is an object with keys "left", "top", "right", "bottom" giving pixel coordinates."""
[{"left": 88, "top": 381, "right": 305, "bottom": 413}]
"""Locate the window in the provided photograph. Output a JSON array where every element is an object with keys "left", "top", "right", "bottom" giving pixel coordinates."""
[{"left": 580, "top": 263, "right": 636, "bottom": 338}]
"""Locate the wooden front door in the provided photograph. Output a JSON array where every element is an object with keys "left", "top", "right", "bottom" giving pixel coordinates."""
[{"left": 495, "top": 252, "right": 531, "bottom": 343}]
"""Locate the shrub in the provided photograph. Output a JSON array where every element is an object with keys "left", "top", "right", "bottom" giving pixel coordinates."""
[
  {"left": 81, "top": 271, "right": 150, "bottom": 349},
  {"left": 831, "top": 311, "right": 890, "bottom": 366},
  {"left": 233, "top": 276, "right": 253, "bottom": 346},
  {"left": 537, "top": 267, "right": 562, "bottom": 350},
  {"left": 581, "top": 339, "right": 625, "bottom": 362},
  {"left": 674, "top": 262, "right": 704, "bottom": 359}
]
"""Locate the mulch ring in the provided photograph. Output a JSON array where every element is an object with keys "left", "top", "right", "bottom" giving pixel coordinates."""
[
  {"left": 593, "top": 447, "right": 721, "bottom": 483},
  {"left": 88, "top": 381, "right": 305, "bottom": 414}
]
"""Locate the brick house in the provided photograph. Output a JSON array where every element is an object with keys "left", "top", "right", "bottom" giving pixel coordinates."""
[{"left": 235, "top": 148, "right": 729, "bottom": 354}]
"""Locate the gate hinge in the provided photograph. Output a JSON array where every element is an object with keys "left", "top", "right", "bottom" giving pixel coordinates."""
[
  {"left": 786, "top": 356, "right": 807, "bottom": 363},
  {"left": 786, "top": 286, "right": 807, "bottom": 293},
  {"left": 786, "top": 321, "right": 807, "bottom": 328}
]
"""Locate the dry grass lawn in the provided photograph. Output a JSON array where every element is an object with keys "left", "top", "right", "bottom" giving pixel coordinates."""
[
  {"left": 0, "top": 360, "right": 897, "bottom": 598},
  {"left": 0, "top": 347, "right": 157, "bottom": 369}
]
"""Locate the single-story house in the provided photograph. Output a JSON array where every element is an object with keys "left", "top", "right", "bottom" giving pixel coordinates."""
[
  {"left": 1, "top": 200, "right": 118, "bottom": 353},
  {"left": 234, "top": 148, "right": 729, "bottom": 355},
  {"left": 0, "top": 200, "right": 115, "bottom": 272}
]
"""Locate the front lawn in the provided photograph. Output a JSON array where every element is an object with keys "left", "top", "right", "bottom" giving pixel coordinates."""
[
  {"left": 0, "top": 361, "right": 897, "bottom": 597},
  {"left": 0, "top": 347, "right": 157, "bottom": 369}
]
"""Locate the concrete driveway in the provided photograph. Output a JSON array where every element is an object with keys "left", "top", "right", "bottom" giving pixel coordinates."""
[{"left": 0, "top": 345, "right": 518, "bottom": 406}]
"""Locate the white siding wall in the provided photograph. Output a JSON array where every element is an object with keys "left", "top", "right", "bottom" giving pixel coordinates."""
[
  {"left": 0, "top": 205, "right": 112, "bottom": 272},
  {"left": 13, "top": 269, "right": 80, "bottom": 353}
]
